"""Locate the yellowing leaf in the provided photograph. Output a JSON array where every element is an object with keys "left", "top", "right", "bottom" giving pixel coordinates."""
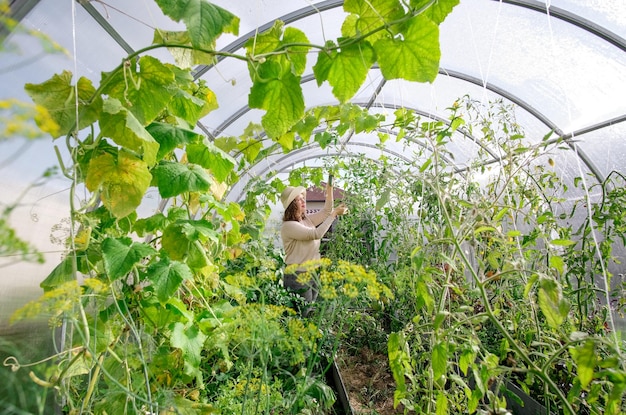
[
  {"left": 153, "top": 30, "right": 216, "bottom": 67},
  {"left": 100, "top": 97, "right": 160, "bottom": 166},
  {"left": 85, "top": 151, "right": 152, "bottom": 218},
  {"left": 24, "top": 71, "right": 102, "bottom": 138}
]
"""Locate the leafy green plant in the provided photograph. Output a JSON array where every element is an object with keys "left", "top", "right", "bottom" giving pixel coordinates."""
[
  {"left": 4, "top": 0, "right": 624, "bottom": 414},
  {"left": 299, "top": 97, "right": 626, "bottom": 414},
  {"left": 379, "top": 98, "right": 626, "bottom": 415},
  {"left": 3, "top": 0, "right": 462, "bottom": 412}
]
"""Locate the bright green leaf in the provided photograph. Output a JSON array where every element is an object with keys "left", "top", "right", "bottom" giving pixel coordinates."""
[
  {"left": 459, "top": 348, "right": 476, "bottom": 376},
  {"left": 538, "top": 278, "right": 570, "bottom": 329},
  {"left": 170, "top": 322, "right": 207, "bottom": 380},
  {"left": 102, "top": 237, "right": 156, "bottom": 281},
  {"left": 238, "top": 137, "right": 263, "bottom": 163},
  {"left": 85, "top": 151, "right": 152, "bottom": 218},
  {"left": 146, "top": 122, "right": 202, "bottom": 161},
  {"left": 433, "top": 311, "right": 448, "bottom": 331},
  {"left": 420, "top": 157, "right": 432, "bottom": 172},
  {"left": 550, "top": 238, "right": 577, "bottom": 247},
  {"left": 245, "top": 21, "right": 310, "bottom": 78},
  {"left": 388, "top": 332, "right": 411, "bottom": 408},
  {"left": 432, "top": 342, "right": 448, "bottom": 379},
  {"left": 436, "top": 391, "right": 448, "bottom": 415},
  {"left": 155, "top": 0, "right": 239, "bottom": 49},
  {"left": 24, "top": 71, "right": 102, "bottom": 138},
  {"left": 274, "top": 130, "right": 297, "bottom": 152},
  {"left": 474, "top": 226, "right": 497, "bottom": 235},
  {"left": 374, "top": 14, "right": 440, "bottom": 82},
  {"left": 494, "top": 207, "right": 509, "bottom": 221},
  {"left": 415, "top": 280, "right": 434, "bottom": 312},
  {"left": 313, "top": 40, "right": 375, "bottom": 103},
  {"left": 342, "top": 0, "right": 406, "bottom": 41},
  {"left": 411, "top": 0, "right": 460, "bottom": 25},
  {"left": 100, "top": 97, "right": 160, "bottom": 166},
  {"left": 152, "top": 161, "right": 212, "bottom": 198},
  {"left": 101, "top": 56, "right": 176, "bottom": 126},
  {"left": 147, "top": 257, "right": 193, "bottom": 303},
  {"left": 570, "top": 340, "right": 596, "bottom": 389},
  {"left": 524, "top": 273, "right": 539, "bottom": 298},
  {"left": 549, "top": 255, "right": 566, "bottom": 274},
  {"left": 248, "top": 70, "right": 304, "bottom": 138},
  {"left": 187, "top": 141, "right": 236, "bottom": 183},
  {"left": 449, "top": 115, "right": 465, "bottom": 131},
  {"left": 168, "top": 86, "right": 213, "bottom": 125}
]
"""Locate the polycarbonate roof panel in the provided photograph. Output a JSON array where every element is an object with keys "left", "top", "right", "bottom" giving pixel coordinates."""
[
  {"left": 439, "top": 0, "right": 626, "bottom": 134},
  {"left": 576, "top": 123, "right": 626, "bottom": 179},
  {"left": 550, "top": 0, "right": 626, "bottom": 38},
  {"left": 2, "top": 0, "right": 626, "bottom": 199}
]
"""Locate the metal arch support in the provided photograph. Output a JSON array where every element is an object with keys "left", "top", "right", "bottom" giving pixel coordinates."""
[
  {"left": 437, "top": 68, "right": 606, "bottom": 183},
  {"left": 438, "top": 68, "right": 562, "bottom": 135},
  {"left": 228, "top": 150, "right": 405, "bottom": 203},
  {"left": 363, "top": 100, "right": 501, "bottom": 161},
  {"left": 226, "top": 141, "right": 415, "bottom": 202},
  {"left": 497, "top": 0, "right": 626, "bottom": 53},
  {"left": 192, "top": 0, "right": 626, "bottom": 76},
  {"left": 78, "top": 1, "right": 136, "bottom": 55}
]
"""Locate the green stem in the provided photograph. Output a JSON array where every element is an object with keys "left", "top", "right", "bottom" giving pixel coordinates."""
[
  {"left": 423, "top": 137, "right": 576, "bottom": 414},
  {"left": 435, "top": 184, "right": 577, "bottom": 415},
  {"left": 80, "top": 353, "right": 104, "bottom": 413}
]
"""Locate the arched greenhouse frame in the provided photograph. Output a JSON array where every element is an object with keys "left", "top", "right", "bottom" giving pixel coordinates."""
[{"left": 1, "top": 0, "right": 626, "bottom": 414}]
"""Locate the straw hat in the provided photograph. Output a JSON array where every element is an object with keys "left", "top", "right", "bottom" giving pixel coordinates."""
[{"left": 281, "top": 186, "right": 306, "bottom": 209}]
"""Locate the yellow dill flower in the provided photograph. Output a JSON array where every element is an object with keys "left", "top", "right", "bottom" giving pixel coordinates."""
[{"left": 341, "top": 283, "right": 359, "bottom": 299}]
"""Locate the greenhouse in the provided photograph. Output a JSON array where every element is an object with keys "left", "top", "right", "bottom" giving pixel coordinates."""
[{"left": 1, "top": 0, "right": 626, "bottom": 413}]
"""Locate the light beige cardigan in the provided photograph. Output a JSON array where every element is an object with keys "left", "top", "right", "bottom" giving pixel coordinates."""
[{"left": 281, "top": 196, "right": 335, "bottom": 269}]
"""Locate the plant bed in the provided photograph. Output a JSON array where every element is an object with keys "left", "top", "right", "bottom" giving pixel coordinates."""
[{"left": 336, "top": 346, "right": 409, "bottom": 415}]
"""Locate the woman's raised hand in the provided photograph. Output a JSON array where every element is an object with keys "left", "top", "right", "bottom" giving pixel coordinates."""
[{"left": 333, "top": 203, "right": 348, "bottom": 216}]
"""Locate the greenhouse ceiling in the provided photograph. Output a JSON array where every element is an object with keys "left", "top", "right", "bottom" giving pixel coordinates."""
[{"left": 1, "top": 0, "right": 625, "bottom": 270}]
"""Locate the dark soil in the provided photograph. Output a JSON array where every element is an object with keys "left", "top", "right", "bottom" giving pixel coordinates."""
[{"left": 336, "top": 347, "right": 411, "bottom": 415}]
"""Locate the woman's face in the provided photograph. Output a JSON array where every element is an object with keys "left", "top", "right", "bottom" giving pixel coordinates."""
[{"left": 294, "top": 194, "right": 306, "bottom": 216}]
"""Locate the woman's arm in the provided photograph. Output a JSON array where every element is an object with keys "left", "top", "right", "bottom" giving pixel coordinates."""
[
  {"left": 282, "top": 214, "right": 337, "bottom": 241},
  {"left": 308, "top": 182, "right": 334, "bottom": 226}
]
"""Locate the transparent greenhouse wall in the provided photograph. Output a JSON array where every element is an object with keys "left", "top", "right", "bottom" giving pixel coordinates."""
[{"left": 1, "top": 0, "right": 625, "bottom": 413}]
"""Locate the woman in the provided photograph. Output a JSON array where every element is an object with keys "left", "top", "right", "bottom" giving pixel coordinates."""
[{"left": 280, "top": 182, "right": 347, "bottom": 303}]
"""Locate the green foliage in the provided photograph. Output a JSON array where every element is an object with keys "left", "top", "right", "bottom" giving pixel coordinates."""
[
  {"left": 4, "top": 0, "right": 625, "bottom": 414},
  {"left": 0, "top": 215, "right": 43, "bottom": 264},
  {"left": 24, "top": 71, "right": 102, "bottom": 138},
  {"left": 312, "top": 97, "right": 626, "bottom": 414},
  {"left": 155, "top": 0, "right": 239, "bottom": 51}
]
